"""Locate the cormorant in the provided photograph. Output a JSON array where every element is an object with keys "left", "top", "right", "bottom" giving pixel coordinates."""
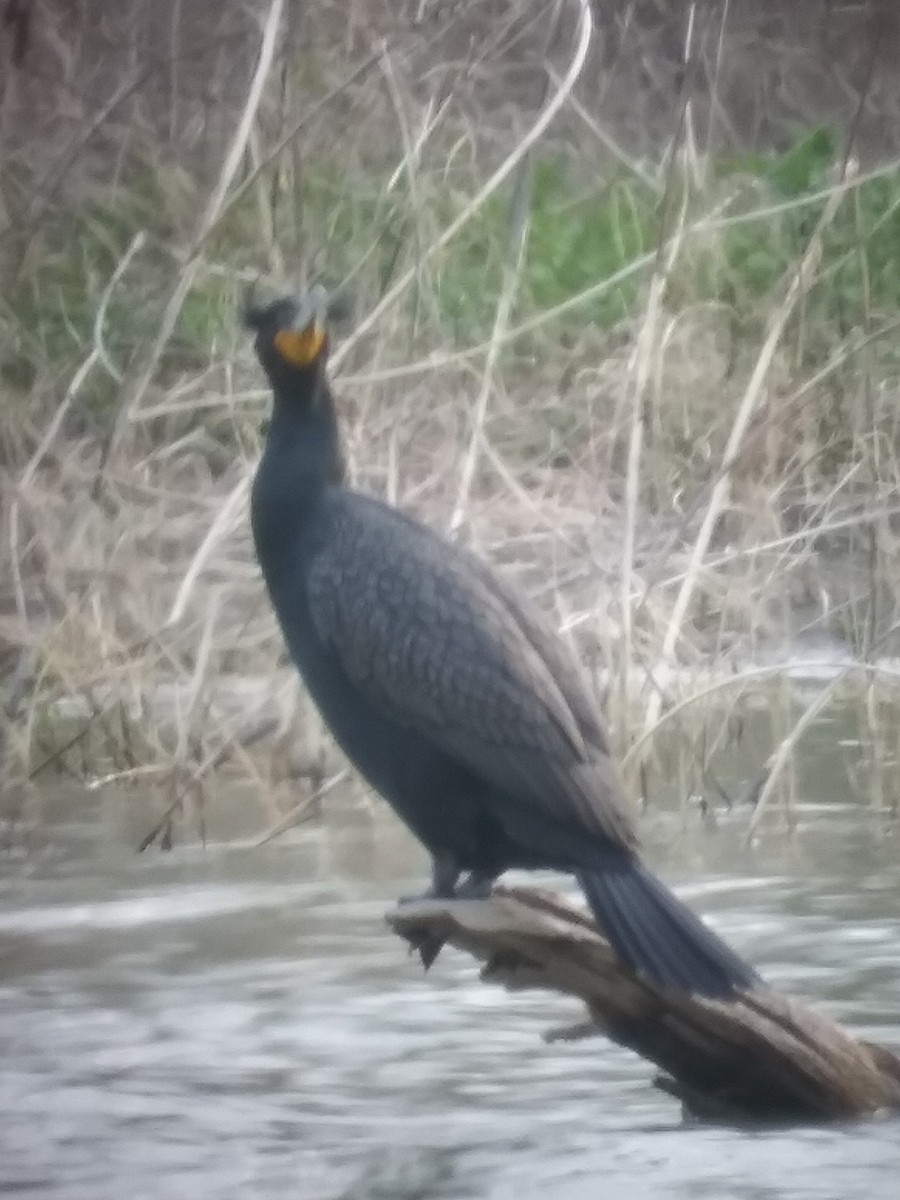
[{"left": 247, "top": 288, "right": 760, "bottom": 998}]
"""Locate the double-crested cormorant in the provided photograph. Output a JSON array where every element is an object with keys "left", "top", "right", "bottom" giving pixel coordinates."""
[{"left": 247, "top": 289, "right": 760, "bottom": 998}]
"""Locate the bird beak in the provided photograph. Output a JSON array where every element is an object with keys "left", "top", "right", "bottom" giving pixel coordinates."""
[
  {"left": 290, "top": 284, "right": 329, "bottom": 334},
  {"left": 271, "top": 286, "right": 330, "bottom": 368}
]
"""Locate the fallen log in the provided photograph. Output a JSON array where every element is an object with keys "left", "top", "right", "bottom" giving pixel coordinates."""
[{"left": 387, "top": 886, "right": 900, "bottom": 1123}]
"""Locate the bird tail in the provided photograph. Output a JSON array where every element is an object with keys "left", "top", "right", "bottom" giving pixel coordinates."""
[{"left": 577, "top": 857, "right": 760, "bottom": 998}]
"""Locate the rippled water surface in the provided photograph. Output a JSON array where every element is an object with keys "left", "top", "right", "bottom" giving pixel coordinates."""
[{"left": 2, "top": 746, "right": 899, "bottom": 1200}]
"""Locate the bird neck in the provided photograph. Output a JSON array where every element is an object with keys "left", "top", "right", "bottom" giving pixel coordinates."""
[{"left": 264, "top": 375, "right": 344, "bottom": 502}]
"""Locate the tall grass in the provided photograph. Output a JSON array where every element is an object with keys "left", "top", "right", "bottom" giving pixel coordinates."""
[{"left": 3, "top": 0, "right": 900, "bottom": 843}]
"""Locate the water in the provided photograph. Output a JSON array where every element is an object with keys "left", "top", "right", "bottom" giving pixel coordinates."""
[{"left": 1, "top": 753, "right": 899, "bottom": 1200}]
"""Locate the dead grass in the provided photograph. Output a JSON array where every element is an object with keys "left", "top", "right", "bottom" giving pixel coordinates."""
[{"left": 4, "top": 0, "right": 900, "bottom": 841}]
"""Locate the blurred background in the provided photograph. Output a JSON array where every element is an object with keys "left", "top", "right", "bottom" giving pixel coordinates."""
[{"left": 1, "top": 3, "right": 900, "bottom": 1197}]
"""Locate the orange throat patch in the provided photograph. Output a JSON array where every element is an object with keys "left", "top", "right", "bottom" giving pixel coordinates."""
[{"left": 274, "top": 325, "right": 325, "bottom": 367}]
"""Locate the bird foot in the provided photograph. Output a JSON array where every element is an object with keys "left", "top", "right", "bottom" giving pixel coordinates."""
[
  {"left": 405, "top": 930, "right": 445, "bottom": 971},
  {"left": 397, "top": 873, "right": 494, "bottom": 968},
  {"left": 396, "top": 886, "right": 451, "bottom": 969}
]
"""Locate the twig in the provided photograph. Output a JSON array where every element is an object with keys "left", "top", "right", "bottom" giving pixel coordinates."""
[{"left": 254, "top": 768, "right": 348, "bottom": 846}]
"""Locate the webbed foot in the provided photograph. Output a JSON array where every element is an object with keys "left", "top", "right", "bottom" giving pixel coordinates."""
[
  {"left": 396, "top": 868, "right": 497, "bottom": 970},
  {"left": 398, "top": 854, "right": 465, "bottom": 967}
]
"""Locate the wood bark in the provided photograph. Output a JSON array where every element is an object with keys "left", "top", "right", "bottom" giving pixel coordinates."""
[{"left": 387, "top": 886, "right": 900, "bottom": 1122}]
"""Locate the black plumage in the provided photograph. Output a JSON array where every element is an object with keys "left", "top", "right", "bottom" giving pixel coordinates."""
[{"left": 248, "top": 290, "right": 760, "bottom": 998}]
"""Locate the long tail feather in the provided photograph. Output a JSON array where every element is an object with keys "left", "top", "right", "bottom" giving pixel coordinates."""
[{"left": 578, "top": 858, "right": 760, "bottom": 998}]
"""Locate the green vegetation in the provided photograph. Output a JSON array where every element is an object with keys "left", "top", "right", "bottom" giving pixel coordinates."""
[
  {"left": 6, "top": 124, "right": 899, "bottom": 416},
  {"left": 296, "top": 128, "right": 900, "bottom": 351},
  {"left": 694, "top": 128, "right": 900, "bottom": 346}
]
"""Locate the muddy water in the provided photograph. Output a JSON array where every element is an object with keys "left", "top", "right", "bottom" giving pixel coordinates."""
[{"left": 1, "top": 723, "right": 899, "bottom": 1200}]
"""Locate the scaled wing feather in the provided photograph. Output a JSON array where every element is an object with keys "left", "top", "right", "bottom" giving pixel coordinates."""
[{"left": 307, "top": 497, "right": 636, "bottom": 850}]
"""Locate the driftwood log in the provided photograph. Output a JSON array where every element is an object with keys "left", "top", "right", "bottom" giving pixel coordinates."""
[{"left": 387, "top": 887, "right": 900, "bottom": 1123}]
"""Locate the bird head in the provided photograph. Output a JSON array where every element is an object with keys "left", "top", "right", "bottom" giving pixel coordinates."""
[{"left": 245, "top": 285, "right": 340, "bottom": 392}]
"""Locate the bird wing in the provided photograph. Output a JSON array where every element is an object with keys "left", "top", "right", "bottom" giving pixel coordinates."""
[
  {"left": 307, "top": 495, "right": 636, "bottom": 850},
  {"left": 464, "top": 553, "right": 612, "bottom": 756}
]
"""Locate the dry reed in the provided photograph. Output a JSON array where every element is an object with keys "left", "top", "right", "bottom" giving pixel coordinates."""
[{"left": 3, "top": 0, "right": 900, "bottom": 841}]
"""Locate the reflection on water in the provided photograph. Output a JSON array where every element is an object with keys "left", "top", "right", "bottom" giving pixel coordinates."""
[{"left": 1, "top": 732, "right": 899, "bottom": 1200}]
